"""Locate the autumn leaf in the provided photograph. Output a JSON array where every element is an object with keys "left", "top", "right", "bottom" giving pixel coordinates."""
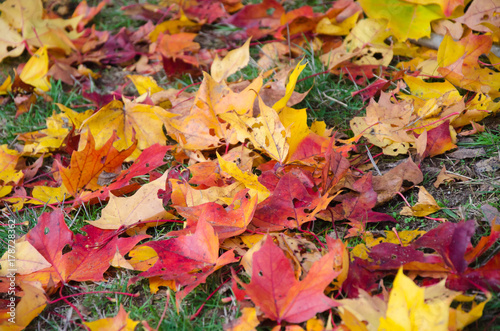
[
  {"left": 400, "top": 186, "right": 441, "bottom": 217},
  {"left": 359, "top": 0, "right": 444, "bottom": 41},
  {"left": 19, "top": 46, "right": 51, "bottom": 93},
  {"left": 131, "top": 219, "right": 238, "bottom": 305},
  {"left": 224, "top": 307, "right": 260, "bottom": 331},
  {"left": 168, "top": 189, "right": 258, "bottom": 240},
  {"left": 90, "top": 170, "right": 172, "bottom": 230},
  {"left": 79, "top": 99, "right": 176, "bottom": 156},
  {"left": 83, "top": 305, "right": 139, "bottom": 331},
  {"left": 211, "top": 38, "right": 251, "bottom": 82},
  {"left": 251, "top": 169, "right": 335, "bottom": 231},
  {"left": 217, "top": 152, "right": 270, "bottom": 203},
  {"left": 234, "top": 235, "right": 339, "bottom": 324},
  {"left": 0, "top": 281, "right": 47, "bottom": 331},
  {"left": 0, "top": 240, "right": 50, "bottom": 276},
  {"left": 22, "top": 210, "right": 148, "bottom": 286},
  {"left": 379, "top": 268, "right": 460, "bottom": 331},
  {"left": 220, "top": 96, "right": 290, "bottom": 163},
  {"left": 58, "top": 131, "right": 137, "bottom": 197}
]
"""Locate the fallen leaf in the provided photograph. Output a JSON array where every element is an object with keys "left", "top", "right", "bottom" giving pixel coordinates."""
[
  {"left": 0, "top": 240, "right": 50, "bottom": 276},
  {"left": 217, "top": 152, "right": 270, "bottom": 203},
  {"left": 211, "top": 38, "right": 251, "bottom": 82},
  {"left": 400, "top": 186, "right": 441, "bottom": 217},
  {"left": 433, "top": 166, "right": 470, "bottom": 188},
  {"left": 224, "top": 307, "right": 260, "bottom": 331},
  {"left": 83, "top": 305, "right": 139, "bottom": 331},
  {"left": 19, "top": 46, "right": 50, "bottom": 93},
  {"left": 0, "top": 281, "right": 47, "bottom": 331},
  {"left": 79, "top": 99, "right": 176, "bottom": 156},
  {"left": 379, "top": 268, "right": 460, "bottom": 331},
  {"left": 234, "top": 235, "right": 339, "bottom": 324},
  {"left": 359, "top": 0, "right": 444, "bottom": 41},
  {"left": 90, "top": 171, "right": 171, "bottom": 230},
  {"left": 168, "top": 189, "right": 258, "bottom": 240},
  {"left": 58, "top": 132, "right": 136, "bottom": 197}
]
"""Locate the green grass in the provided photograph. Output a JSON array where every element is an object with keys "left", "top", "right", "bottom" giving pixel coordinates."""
[
  {"left": 87, "top": 0, "right": 147, "bottom": 32},
  {"left": 457, "top": 128, "right": 500, "bottom": 157},
  {"left": 294, "top": 44, "right": 364, "bottom": 129},
  {"left": 0, "top": 78, "right": 89, "bottom": 145}
]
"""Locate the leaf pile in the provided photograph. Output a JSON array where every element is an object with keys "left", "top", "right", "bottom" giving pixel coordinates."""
[{"left": 0, "top": 0, "right": 499, "bottom": 329}]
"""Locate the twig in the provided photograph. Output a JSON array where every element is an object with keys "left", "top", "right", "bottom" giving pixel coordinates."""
[
  {"left": 323, "top": 93, "right": 348, "bottom": 107},
  {"left": 365, "top": 145, "right": 381, "bottom": 175}
]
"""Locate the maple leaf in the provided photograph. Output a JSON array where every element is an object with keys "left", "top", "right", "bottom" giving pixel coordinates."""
[
  {"left": 421, "top": 120, "right": 457, "bottom": 157},
  {"left": 162, "top": 73, "right": 262, "bottom": 151},
  {"left": 79, "top": 99, "right": 176, "bottom": 157},
  {"left": 217, "top": 153, "right": 270, "bottom": 203},
  {"left": 0, "top": 145, "right": 23, "bottom": 198},
  {"left": 350, "top": 90, "right": 416, "bottom": 156},
  {"left": 168, "top": 189, "right": 258, "bottom": 240},
  {"left": 131, "top": 219, "right": 238, "bottom": 305},
  {"left": 58, "top": 131, "right": 137, "bottom": 197},
  {"left": 0, "top": 240, "right": 50, "bottom": 276},
  {"left": 372, "top": 157, "right": 423, "bottom": 204},
  {"left": 219, "top": 96, "right": 290, "bottom": 163},
  {"left": 211, "top": 38, "right": 251, "bottom": 82},
  {"left": 433, "top": 166, "right": 470, "bottom": 188},
  {"left": 455, "top": 0, "right": 499, "bottom": 32},
  {"left": 359, "top": 0, "right": 444, "bottom": 41},
  {"left": 25, "top": 209, "right": 73, "bottom": 284},
  {"left": 380, "top": 268, "right": 459, "bottom": 330},
  {"left": 0, "top": 0, "right": 82, "bottom": 56},
  {"left": 90, "top": 170, "right": 172, "bottom": 230},
  {"left": 224, "top": 307, "right": 260, "bottom": 331},
  {"left": 437, "top": 33, "right": 500, "bottom": 99},
  {"left": 329, "top": 173, "right": 395, "bottom": 236},
  {"left": 0, "top": 281, "right": 47, "bottom": 331},
  {"left": 18, "top": 106, "right": 93, "bottom": 154},
  {"left": 222, "top": 0, "right": 285, "bottom": 39},
  {"left": 234, "top": 235, "right": 339, "bottom": 324},
  {"left": 251, "top": 169, "right": 334, "bottom": 231},
  {"left": 400, "top": 186, "right": 441, "bottom": 217},
  {"left": 83, "top": 305, "right": 139, "bottom": 331},
  {"left": 18, "top": 46, "right": 51, "bottom": 93},
  {"left": 22, "top": 210, "right": 148, "bottom": 287}
]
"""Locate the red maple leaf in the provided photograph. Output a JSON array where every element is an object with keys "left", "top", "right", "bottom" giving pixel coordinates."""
[{"left": 233, "top": 235, "right": 339, "bottom": 323}]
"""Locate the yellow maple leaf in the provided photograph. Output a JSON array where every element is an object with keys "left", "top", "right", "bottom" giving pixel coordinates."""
[
  {"left": 211, "top": 38, "right": 251, "bottom": 82},
  {"left": 79, "top": 99, "right": 176, "bottom": 159},
  {"left": 225, "top": 307, "right": 260, "bottom": 331},
  {"left": 127, "top": 75, "right": 164, "bottom": 95},
  {"left": 400, "top": 186, "right": 441, "bottom": 217},
  {"left": 90, "top": 171, "right": 172, "bottom": 230},
  {"left": 273, "top": 60, "right": 306, "bottom": 112},
  {"left": 217, "top": 152, "right": 270, "bottom": 203},
  {"left": 219, "top": 97, "right": 290, "bottom": 163},
  {"left": 83, "top": 305, "right": 139, "bottom": 331},
  {"left": 0, "top": 240, "right": 51, "bottom": 275},
  {"left": 0, "top": 281, "right": 47, "bottom": 331},
  {"left": 19, "top": 46, "right": 50, "bottom": 92},
  {"left": 0, "top": 0, "right": 82, "bottom": 55},
  {"left": 0, "top": 145, "right": 23, "bottom": 198},
  {"left": 379, "top": 268, "right": 459, "bottom": 331}
]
